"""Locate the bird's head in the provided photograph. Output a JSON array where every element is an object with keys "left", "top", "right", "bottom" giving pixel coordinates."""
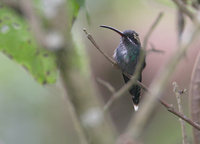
[{"left": 100, "top": 25, "right": 141, "bottom": 46}]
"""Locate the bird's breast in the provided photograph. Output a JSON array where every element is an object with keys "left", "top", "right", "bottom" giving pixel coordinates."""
[{"left": 113, "top": 45, "right": 139, "bottom": 75}]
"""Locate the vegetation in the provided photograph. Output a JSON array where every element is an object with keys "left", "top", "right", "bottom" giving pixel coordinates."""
[{"left": 0, "top": 0, "right": 200, "bottom": 144}]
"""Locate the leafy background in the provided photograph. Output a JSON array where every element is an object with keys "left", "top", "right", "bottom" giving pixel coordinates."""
[{"left": 0, "top": 4, "right": 57, "bottom": 84}]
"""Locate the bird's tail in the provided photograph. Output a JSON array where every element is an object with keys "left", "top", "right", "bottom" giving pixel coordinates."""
[{"left": 122, "top": 73, "right": 142, "bottom": 111}]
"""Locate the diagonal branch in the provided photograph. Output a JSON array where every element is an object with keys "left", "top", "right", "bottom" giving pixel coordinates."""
[
  {"left": 19, "top": 0, "right": 47, "bottom": 48},
  {"left": 189, "top": 49, "right": 200, "bottom": 144},
  {"left": 103, "top": 76, "right": 138, "bottom": 111},
  {"left": 147, "top": 43, "right": 165, "bottom": 54},
  {"left": 173, "top": 82, "right": 188, "bottom": 144},
  {"left": 172, "top": 0, "right": 196, "bottom": 21},
  {"left": 143, "top": 12, "right": 164, "bottom": 50},
  {"left": 83, "top": 28, "right": 200, "bottom": 131},
  {"left": 83, "top": 29, "right": 118, "bottom": 67},
  {"left": 126, "top": 27, "right": 200, "bottom": 140},
  {"left": 4, "top": 1, "right": 89, "bottom": 143},
  {"left": 160, "top": 99, "right": 200, "bottom": 131},
  {"left": 97, "top": 78, "right": 115, "bottom": 94}
]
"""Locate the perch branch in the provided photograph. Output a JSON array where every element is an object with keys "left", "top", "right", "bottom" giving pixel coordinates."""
[
  {"left": 126, "top": 27, "right": 200, "bottom": 141},
  {"left": 83, "top": 28, "right": 200, "bottom": 131},
  {"left": 83, "top": 29, "right": 118, "bottom": 67}
]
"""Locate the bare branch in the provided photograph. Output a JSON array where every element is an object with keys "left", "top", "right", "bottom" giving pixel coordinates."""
[
  {"left": 59, "top": 79, "right": 89, "bottom": 144},
  {"left": 189, "top": 50, "right": 200, "bottom": 144},
  {"left": 83, "top": 28, "right": 148, "bottom": 90},
  {"left": 173, "top": 82, "right": 188, "bottom": 144},
  {"left": 3, "top": 0, "right": 64, "bottom": 50},
  {"left": 177, "top": 9, "right": 185, "bottom": 41},
  {"left": 172, "top": 0, "right": 195, "bottom": 21},
  {"left": 18, "top": 0, "right": 47, "bottom": 48},
  {"left": 126, "top": 25, "right": 200, "bottom": 140},
  {"left": 103, "top": 76, "right": 138, "bottom": 111},
  {"left": 143, "top": 12, "right": 164, "bottom": 50},
  {"left": 83, "top": 29, "right": 147, "bottom": 110},
  {"left": 85, "top": 12, "right": 163, "bottom": 112},
  {"left": 83, "top": 27, "right": 200, "bottom": 131},
  {"left": 97, "top": 78, "right": 115, "bottom": 94},
  {"left": 146, "top": 43, "right": 165, "bottom": 54},
  {"left": 103, "top": 75, "right": 148, "bottom": 111},
  {"left": 159, "top": 98, "right": 200, "bottom": 131},
  {"left": 147, "top": 48, "right": 165, "bottom": 54},
  {"left": 83, "top": 29, "right": 118, "bottom": 67}
]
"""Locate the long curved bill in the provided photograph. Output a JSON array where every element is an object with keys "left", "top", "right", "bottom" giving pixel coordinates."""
[{"left": 100, "top": 25, "right": 126, "bottom": 37}]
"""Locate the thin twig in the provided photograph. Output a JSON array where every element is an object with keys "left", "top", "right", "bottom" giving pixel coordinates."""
[
  {"left": 83, "top": 29, "right": 150, "bottom": 90},
  {"left": 4, "top": 0, "right": 64, "bottom": 50},
  {"left": 147, "top": 48, "right": 165, "bottom": 54},
  {"left": 103, "top": 76, "right": 138, "bottom": 111},
  {"left": 173, "top": 82, "right": 188, "bottom": 144},
  {"left": 60, "top": 79, "right": 89, "bottom": 144},
  {"left": 177, "top": 8, "right": 185, "bottom": 42},
  {"left": 83, "top": 29, "right": 118, "bottom": 67},
  {"left": 143, "top": 12, "right": 164, "bottom": 50},
  {"left": 83, "top": 28, "right": 200, "bottom": 131},
  {"left": 6, "top": 1, "right": 89, "bottom": 143},
  {"left": 83, "top": 28, "right": 148, "bottom": 91},
  {"left": 189, "top": 49, "right": 200, "bottom": 144},
  {"left": 172, "top": 0, "right": 195, "bottom": 21},
  {"left": 19, "top": 0, "right": 47, "bottom": 48},
  {"left": 159, "top": 98, "right": 200, "bottom": 131},
  {"left": 127, "top": 12, "right": 164, "bottom": 111},
  {"left": 147, "top": 43, "right": 165, "bottom": 54},
  {"left": 83, "top": 28, "right": 147, "bottom": 110},
  {"left": 126, "top": 26, "right": 200, "bottom": 141},
  {"left": 84, "top": 11, "right": 164, "bottom": 110},
  {"left": 97, "top": 78, "right": 115, "bottom": 94}
]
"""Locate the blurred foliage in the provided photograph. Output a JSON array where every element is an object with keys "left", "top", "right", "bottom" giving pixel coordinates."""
[
  {"left": 0, "top": 0, "right": 87, "bottom": 84},
  {"left": 0, "top": 0, "right": 195, "bottom": 144},
  {"left": 153, "top": 0, "right": 174, "bottom": 7},
  {"left": 0, "top": 53, "right": 79, "bottom": 144},
  {"left": 68, "top": 0, "right": 86, "bottom": 26},
  {"left": 0, "top": 4, "right": 57, "bottom": 84}
]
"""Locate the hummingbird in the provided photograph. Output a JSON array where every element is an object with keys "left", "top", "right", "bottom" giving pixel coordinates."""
[{"left": 100, "top": 25, "right": 146, "bottom": 111}]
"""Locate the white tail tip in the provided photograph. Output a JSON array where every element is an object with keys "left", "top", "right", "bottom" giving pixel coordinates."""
[{"left": 133, "top": 105, "right": 139, "bottom": 111}]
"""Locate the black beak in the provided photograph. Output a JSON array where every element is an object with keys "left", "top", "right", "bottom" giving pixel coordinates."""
[{"left": 100, "top": 25, "right": 126, "bottom": 37}]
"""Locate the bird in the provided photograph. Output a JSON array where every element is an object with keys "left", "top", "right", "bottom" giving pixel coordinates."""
[{"left": 100, "top": 25, "right": 146, "bottom": 111}]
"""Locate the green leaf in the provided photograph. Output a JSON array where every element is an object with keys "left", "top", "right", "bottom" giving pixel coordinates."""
[{"left": 0, "top": 4, "right": 58, "bottom": 84}]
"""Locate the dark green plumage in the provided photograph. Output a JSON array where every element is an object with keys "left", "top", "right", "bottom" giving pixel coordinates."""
[{"left": 100, "top": 25, "right": 146, "bottom": 110}]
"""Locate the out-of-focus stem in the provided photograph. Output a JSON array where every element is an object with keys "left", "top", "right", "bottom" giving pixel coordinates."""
[{"left": 173, "top": 82, "right": 188, "bottom": 144}]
